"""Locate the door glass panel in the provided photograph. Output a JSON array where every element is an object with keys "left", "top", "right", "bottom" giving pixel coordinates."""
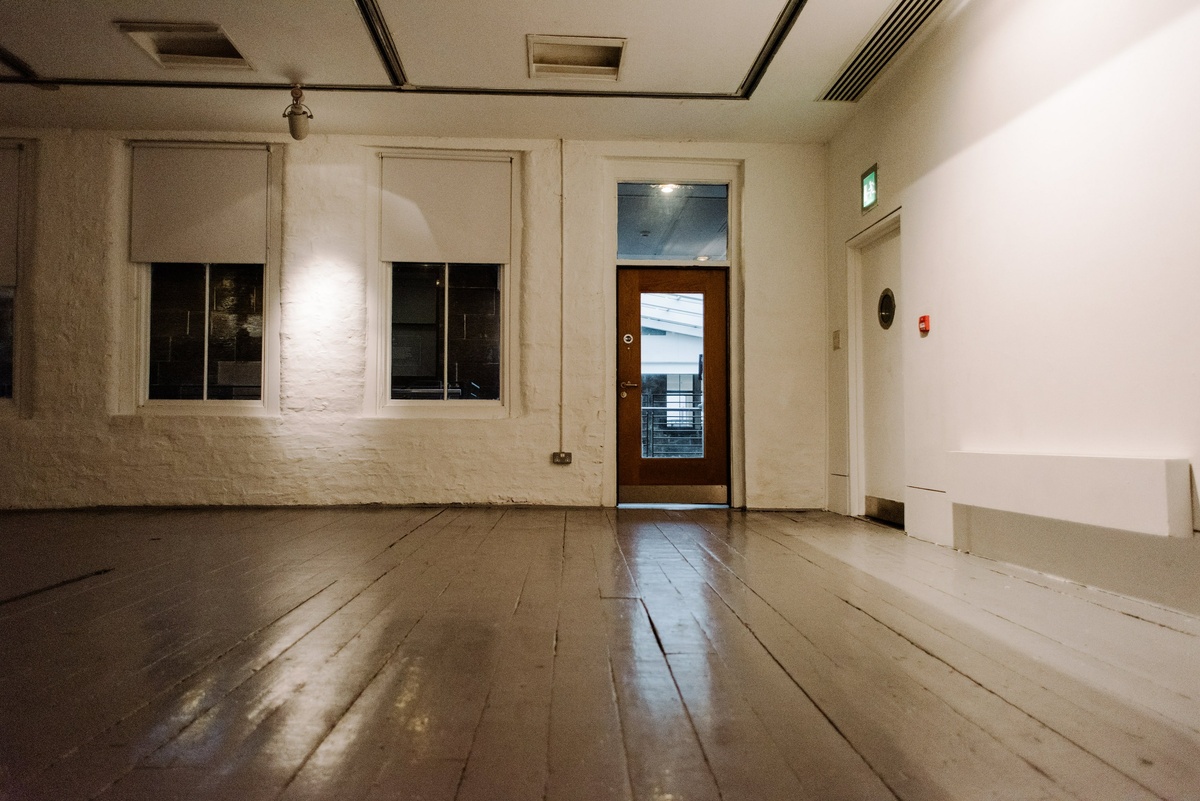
[{"left": 641, "top": 292, "right": 703, "bottom": 458}]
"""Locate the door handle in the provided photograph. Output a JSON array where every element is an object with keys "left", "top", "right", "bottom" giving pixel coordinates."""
[{"left": 620, "top": 381, "right": 639, "bottom": 389}]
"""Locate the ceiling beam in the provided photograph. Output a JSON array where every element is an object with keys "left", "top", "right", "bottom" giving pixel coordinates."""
[
  {"left": 354, "top": 0, "right": 408, "bottom": 88},
  {"left": 738, "top": 0, "right": 809, "bottom": 97},
  {"left": 0, "top": 75, "right": 752, "bottom": 101}
]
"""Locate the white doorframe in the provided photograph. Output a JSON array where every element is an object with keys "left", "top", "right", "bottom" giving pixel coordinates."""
[
  {"left": 600, "top": 158, "right": 745, "bottom": 507},
  {"left": 846, "top": 208, "right": 902, "bottom": 518}
]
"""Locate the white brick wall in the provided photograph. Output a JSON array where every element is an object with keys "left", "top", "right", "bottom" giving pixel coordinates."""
[{"left": 0, "top": 131, "right": 826, "bottom": 509}]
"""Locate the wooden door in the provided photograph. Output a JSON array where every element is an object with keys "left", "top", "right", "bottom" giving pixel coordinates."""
[{"left": 617, "top": 268, "right": 728, "bottom": 504}]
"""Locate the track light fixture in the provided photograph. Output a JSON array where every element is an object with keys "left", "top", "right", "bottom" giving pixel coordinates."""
[{"left": 283, "top": 85, "right": 313, "bottom": 141}]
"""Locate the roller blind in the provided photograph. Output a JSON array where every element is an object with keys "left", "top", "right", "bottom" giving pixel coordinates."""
[
  {"left": 381, "top": 155, "right": 511, "bottom": 264},
  {"left": 130, "top": 143, "right": 269, "bottom": 264},
  {"left": 0, "top": 144, "right": 18, "bottom": 285}
]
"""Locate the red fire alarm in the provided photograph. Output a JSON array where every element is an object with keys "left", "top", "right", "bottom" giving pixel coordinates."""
[{"left": 918, "top": 315, "right": 931, "bottom": 333}]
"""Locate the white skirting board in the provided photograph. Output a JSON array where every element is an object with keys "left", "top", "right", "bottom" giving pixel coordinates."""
[
  {"left": 947, "top": 452, "right": 1193, "bottom": 538},
  {"left": 906, "top": 487, "right": 953, "bottom": 547}
]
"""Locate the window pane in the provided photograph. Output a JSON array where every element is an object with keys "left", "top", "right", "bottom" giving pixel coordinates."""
[
  {"left": 0, "top": 287, "right": 13, "bottom": 399},
  {"left": 640, "top": 292, "right": 704, "bottom": 458},
  {"left": 149, "top": 264, "right": 206, "bottom": 399},
  {"left": 447, "top": 264, "right": 500, "bottom": 400},
  {"left": 207, "top": 264, "right": 263, "bottom": 400},
  {"left": 392, "top": 263, "right": 445, "bottom": 399},
  {"left": 617, "top": 183, "right": 728, "bottom": 261}
]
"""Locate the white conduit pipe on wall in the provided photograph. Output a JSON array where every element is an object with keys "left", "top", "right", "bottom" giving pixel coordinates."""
[{"left": 558, "top": 139, "right": 566, "bottom": 454}]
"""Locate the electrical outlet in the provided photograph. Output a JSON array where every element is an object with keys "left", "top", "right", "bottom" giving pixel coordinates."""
[{"left": 551, "top": 451, "right": 573, "bottom": 465}]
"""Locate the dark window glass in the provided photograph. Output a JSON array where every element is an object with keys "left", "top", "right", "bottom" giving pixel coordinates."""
[
  {"left": 391, "top": 263, "right": 500, "bottom": 401},
  {"left": 207, "top": 264, "right": 263, "bottom": 400},
  {"left": 391, "top": 263, "right": 445, "bottom": 399},
  {"left": 149, "top": 264, "right": 206, "bottom": 399},
  {"left": 149, "top": 263, "right": 263, "bottom": 401},
  {"left": 448, "top": 264, "right": 500, "bottom": 400},
  {"left": 0, "top": 287, "right": 13, "bottom": 399}
]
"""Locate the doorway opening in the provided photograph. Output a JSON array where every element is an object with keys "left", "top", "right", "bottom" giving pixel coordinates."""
[
  {"left": 615, "top": 181, "right": 731, "bottom": 505},
  {"left": 617, "top": 268, "right": 729, "bottom": 504},
  {"left": 847, "top": 210, "right": 905, "bottom": 528}
]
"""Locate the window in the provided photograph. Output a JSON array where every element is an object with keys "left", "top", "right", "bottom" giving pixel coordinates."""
[
  {"left": 128, "top": 142, "right": 277, "bottom": 411},
  {"left": 149, "top": 263, "right": 263, "bottom": 400},
  {"left": 374, "top": 152, "right": 514, "bottom": 412},
  {"left": 391, "top": 263, "right": 500, "bottom": 400},
  {"left": 1, "top": 143, "right": 21, "bottom": 401},
  {"left": 665, "top": 373, "right": 699, "bottom": 428},
  {"left": 0, "top": 287, "right": 12, "bottom": 399},
  {"left": 616, "top": 182, "right": 728, "bottom": 261}
]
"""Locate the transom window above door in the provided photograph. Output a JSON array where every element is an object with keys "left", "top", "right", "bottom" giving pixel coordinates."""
[{"left": 617, "top": 183, "right": 728, "bottom": 262}]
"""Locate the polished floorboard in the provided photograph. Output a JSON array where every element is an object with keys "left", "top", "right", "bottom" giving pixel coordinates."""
[{"left": 1, "top": 506, "right": 1198, "bottom": 800}]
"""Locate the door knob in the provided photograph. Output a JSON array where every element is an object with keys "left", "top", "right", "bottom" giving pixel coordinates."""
[{"left": 620, "top": 381, "right": 639, "bottom": 389}]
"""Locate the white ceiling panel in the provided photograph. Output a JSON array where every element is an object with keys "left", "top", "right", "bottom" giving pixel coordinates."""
[
  {"left": 380, "top": 0, "right": 789, "bottom": 94},
  {"left": 0, "top": 0, "right": 959, "bottom": 143},
  {"left": 0, "top": 0, "right": 389, "bottom": 85}
]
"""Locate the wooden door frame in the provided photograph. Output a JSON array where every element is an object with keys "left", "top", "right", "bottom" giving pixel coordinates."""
[
  {"left": 846, "top": 208, "right": 902, "bottom": 518},
  {"left": 601, "top": 158, "right": 744, "bottom": 507}
]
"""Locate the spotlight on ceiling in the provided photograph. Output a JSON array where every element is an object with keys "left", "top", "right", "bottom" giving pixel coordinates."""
[
  {"left": 283, "top": 85, "right": 313, "bottom": 141},
  {"left": 657, "top": 183, "right": 680, "bottom": 194}
]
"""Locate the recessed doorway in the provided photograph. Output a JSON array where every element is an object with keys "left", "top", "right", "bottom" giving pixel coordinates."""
[
  {"left": 607, "top": 172, "right": 740, "bottom": 507},
  {"left": 848, "top": 211, "right": 905, "bottom": 527}
]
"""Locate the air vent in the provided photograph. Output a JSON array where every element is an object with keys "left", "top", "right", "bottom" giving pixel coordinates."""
[
  {"left": 820, "top": 0, "right": 943, "bottom": 102},
  {"left": 527, "top": 35, "right": 625, "bottom": 80},
  {"left": 117, "top": 22, "right": 251, "bottom": 70}
]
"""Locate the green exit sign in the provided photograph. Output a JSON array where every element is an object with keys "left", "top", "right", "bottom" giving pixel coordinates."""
[{"left": 861, "top": 164, "right": 878, "bottom": 213}]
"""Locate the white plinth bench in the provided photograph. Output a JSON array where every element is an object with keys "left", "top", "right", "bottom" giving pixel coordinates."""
[{"left": 947, "top": 452, "right": 1193, "bottom": 538}]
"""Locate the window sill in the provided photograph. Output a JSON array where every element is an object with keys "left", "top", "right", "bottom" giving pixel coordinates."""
[
  {"left": 371, "top": 399, "right": 508, "bottom": 420},
  {"left": 136, "top": 399, "right": 277, "bottom": 418}
]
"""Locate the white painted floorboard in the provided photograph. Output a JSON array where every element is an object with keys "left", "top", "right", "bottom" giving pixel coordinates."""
[{"left": 0, "top": 507, "right": 1197, "bottom": 800}]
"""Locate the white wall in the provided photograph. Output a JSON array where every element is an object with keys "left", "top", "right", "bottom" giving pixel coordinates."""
[
  {"left": 828, "top": 0, "right": 1200, "bottom": 545},
  {"left": 0, "top": 131, "right": 826, "bottom": 509},
  {"left": 642, "top": 330, "right": 702, "bottom": 376}
]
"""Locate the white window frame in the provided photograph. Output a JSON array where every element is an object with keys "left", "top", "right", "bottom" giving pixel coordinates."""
[
  {"left": 144, "top": 261, "right": 268, "bottom": 402},
  {"left": 389, "top": 261, "right": 504, "bottom": 402},
  {"left": 121, "top": 142, "right": 282, "bottom": 417},
  {"left": 366, "top": 148, "right": 521, "bottom": 420}
]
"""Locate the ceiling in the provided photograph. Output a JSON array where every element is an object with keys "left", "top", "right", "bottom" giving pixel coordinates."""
[{"left": 0, "top": 0, "right": 951, "bottom": 143}]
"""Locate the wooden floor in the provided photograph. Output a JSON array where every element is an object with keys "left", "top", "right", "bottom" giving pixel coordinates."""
[{"left": 1, "top": 508, "right": 1199, "bottom": 800}]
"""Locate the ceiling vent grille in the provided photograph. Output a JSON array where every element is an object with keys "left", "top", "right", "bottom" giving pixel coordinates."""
[
  {"left": 527, "top": 35, "right": 625, "bottom": 80},
  {"left": 117, "top": 22, "right": 250, "bottom": 70},
  {"left": 820, "top": 0, "right": 943, "bottom": 102}
]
